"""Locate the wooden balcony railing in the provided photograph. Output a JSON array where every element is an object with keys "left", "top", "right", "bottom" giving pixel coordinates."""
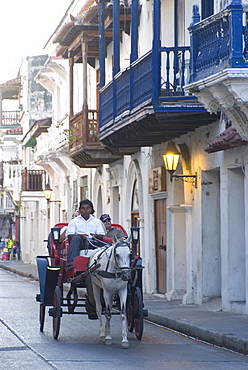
[
  {"left": 99, "top": 46, "right": 193, "bottom": 131},
  {"left": 69, "top": 109, "right": 99, "bottom": 151},
  {"left": 21, "top": 168, "right": 45, "bottom": 191},
  {"left": 188, "top": 2, "right": 248, "bottom": 83},
  {"left": 1, "top": 111, "right": 21, "bottom": 126}
]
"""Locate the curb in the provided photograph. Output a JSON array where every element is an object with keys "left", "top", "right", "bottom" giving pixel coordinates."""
[
  {"left": 0, "top": 264, "right": 39, "bottom": 282},
  {"left": 147, "top": 312, "right": 248, "bottom": 355}
]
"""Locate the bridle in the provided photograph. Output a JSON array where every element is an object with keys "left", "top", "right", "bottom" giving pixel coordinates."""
[
  {"left": 95, "top": 241, "right": 131, "bottom": 281},
  {"left": 113, "top": 242, "right": 131, "bottom": 281}
]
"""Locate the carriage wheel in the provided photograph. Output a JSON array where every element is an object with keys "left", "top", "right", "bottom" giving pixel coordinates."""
[
  {"left": 133, "top": 287, "right": 143, "bottom": 340},
  {"left": 126, "top": 285, "right": 134, "bottom": 332},
  {"left": 53, "top": 286, "right": 62, "bottom": 339},
  {"left": 39, "top": 304, "right": 45, "bottom": 332}
]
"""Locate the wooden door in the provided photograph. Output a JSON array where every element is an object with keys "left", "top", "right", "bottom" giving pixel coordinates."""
[{"left": 155, "top": 199, "right": 167, "bottom": 294}]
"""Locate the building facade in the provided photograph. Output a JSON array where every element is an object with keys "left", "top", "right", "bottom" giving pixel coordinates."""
[{"left": 2, "top": 0, "right": 248, "bottom": 316}]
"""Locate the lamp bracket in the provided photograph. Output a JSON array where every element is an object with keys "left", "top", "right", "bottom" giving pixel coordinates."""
[{"left": 172, "top": 173, "right": 197, "bottom": 188}]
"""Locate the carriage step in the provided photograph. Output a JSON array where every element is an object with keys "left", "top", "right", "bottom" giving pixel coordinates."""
[
  {"left": 48, "top": 307, "right": 56, "bottom": 317},
  {"left": 48, "top": 307, "right": 63, "bottom": 318},
  {"left": 143, "top": 309, "right": 148, "bottom": 317},
  {"left": 87, "top": 313, "right": 98, "bottom": 320}
]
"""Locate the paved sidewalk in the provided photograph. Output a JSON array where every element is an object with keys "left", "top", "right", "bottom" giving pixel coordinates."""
[{"left": 1, "top": 260, "right": 248, "bottom": 354}]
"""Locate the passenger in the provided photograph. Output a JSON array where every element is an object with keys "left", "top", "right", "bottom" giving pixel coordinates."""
[
  {"left": 100, "top": 214, "right": 126, "bottom": 239},
  {"left": 67, "top": 199, "right": 105, "bottom": 269}
]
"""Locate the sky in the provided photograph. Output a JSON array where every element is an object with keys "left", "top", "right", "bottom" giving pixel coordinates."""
[{"left": 0, "top": 0, "right": 73, "bottom": 84}]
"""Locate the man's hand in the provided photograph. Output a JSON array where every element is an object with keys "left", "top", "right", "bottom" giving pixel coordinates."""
[{"left": 91, "top": 233, "right": 103, "bottom": 240}]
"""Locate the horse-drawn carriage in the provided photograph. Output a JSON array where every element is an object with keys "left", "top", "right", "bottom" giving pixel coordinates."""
[{"left": 36, "top": 223, "right": 148, "bottom": 347}]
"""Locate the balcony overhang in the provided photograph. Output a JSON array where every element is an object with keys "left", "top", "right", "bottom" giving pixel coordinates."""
[
  {"left": 34, "top": 155, "right": 59, "bottom": 178},
  {"left": 185, "top": 69, "right": 248, "bottom": 141},
  {"left": 34, "top": 68, "right": 59, "bottom": 95},
  {"left": 0, "top": 77, "right": 21, "bottom": 100},
  {"left": 68, "top": 109, "right": 129, "bottom": 167},
  {"left": 99, "top": 105, "right": 219, "bottom": 148},
  {"left": 69, "top": 145, "right": 123, "bottom": 168},
  {"left": 53, "top": 1, "right": 131, "bottom": 61},
  {"left": 46, "top": 150, "right": 72, "bottom": 175},
  {"left": 22, "top": 117, "right": 52, "bottom": 147}
]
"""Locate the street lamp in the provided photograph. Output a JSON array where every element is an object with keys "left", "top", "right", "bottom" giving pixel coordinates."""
[
  {"left": 131, "top": 225, "right": 140, "bottom": 256},
  {"left": 162, "top": 141, "right": 197, "bottom": 188},
  {"left": 43, "top": 183, "right": 61, "bottom": 203},
  {"left": 44, "top": 183, "right": 52, "bottom": 202},
  {"left": 51, "top": 226, "right": 61, "bottom": 245}
]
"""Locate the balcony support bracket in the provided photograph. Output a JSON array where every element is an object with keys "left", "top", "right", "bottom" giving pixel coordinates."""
[{"left": 186, "top": 69, "right": 248, "bottom": 141}]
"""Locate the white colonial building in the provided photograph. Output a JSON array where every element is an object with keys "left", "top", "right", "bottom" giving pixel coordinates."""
[{"left": 1, "top": 0, "right": 248, "bottom": 316}]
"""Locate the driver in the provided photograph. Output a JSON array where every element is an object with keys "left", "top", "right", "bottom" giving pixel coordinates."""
[{"left": 67, "top": 199, "right": 105, "bottom": 269}]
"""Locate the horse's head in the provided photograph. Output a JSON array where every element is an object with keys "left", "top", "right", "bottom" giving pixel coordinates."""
[{"left": 113, "top": 236, "right": 131, "bottom": 281}]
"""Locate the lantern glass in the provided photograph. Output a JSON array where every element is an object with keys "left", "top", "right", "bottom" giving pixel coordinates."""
[
  {"left": 44, "top": 183, "right": 52, "bottom": 201},
  {"left": 162, "top": 141, "right": 181, "bottom": 172},
  {"left": 51, "top": 226, "right": 60, "bottom": 244},
  {"left": 131, "top": 226, "right": 140, "bottom": 244}
]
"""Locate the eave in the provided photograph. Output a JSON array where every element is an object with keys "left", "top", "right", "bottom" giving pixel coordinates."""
[
  {"left": 99, "top": 105, "right": 219, "bottom": 148},
  {"left": 22, "top": 117, "right": 52, "bottom": 147},
  {"left": 0, "top": 77, "right": 22, "bottom": 100},
  {"left": 53, "top": 2, "right": 132, "bottom": 60}
]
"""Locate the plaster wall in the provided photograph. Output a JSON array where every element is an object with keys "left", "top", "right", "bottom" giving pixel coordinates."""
[
  {"left": 20, "top": 195, "right": 48, "bottom": 264},
  {"left": 138, "top": 0, "right": 153, "bottom": 55},
  {"left": 153, "top": 119, "right": 248, "bottom": 313}
]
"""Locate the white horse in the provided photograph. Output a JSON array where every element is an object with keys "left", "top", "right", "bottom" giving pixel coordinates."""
[{"left": 89, "top": 236, "right": 131, "bottom": 348}]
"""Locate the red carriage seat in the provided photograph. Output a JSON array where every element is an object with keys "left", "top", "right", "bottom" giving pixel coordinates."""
[{"left": 111, "top": 224, "right": 128, "bottom": 236}]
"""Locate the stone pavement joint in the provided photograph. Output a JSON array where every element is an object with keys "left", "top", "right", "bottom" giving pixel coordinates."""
[{"left": 1, "top": 260, "right": 248, "bottom": 355}]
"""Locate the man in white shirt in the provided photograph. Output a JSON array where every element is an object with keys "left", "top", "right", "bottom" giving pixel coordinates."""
[{"left": 67, "top": 199, "right": 105, "bottom": 268}]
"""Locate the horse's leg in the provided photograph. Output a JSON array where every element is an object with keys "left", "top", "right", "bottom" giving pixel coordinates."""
[
  {"left": 92, "top": 280, "right": 105, "bottom": 342},
  {"left": 103, "top": 287, "right": 113, "bottom": 345},
  {"left": 119, "top": 286, "right": 129, "bottom": 348}
]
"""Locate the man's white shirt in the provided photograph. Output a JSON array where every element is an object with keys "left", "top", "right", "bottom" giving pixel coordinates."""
[{"left": 66, "top": 214, "right": 105, "bottom": 239}]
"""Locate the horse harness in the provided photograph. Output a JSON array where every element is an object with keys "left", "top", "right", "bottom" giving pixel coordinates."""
[{"left": 92, "top": 243, "right": 131, "bottom": 280}]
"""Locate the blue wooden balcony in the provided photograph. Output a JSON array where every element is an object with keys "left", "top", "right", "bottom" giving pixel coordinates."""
[
  {"left": 98, "top": 46, "right": 219, "bottom": 149},
  {"left": 188, "top": 1, "right": 248, "bottom": 84},
  {"left": 184, "top": 1, "right": 248, "bottom": 141}
]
